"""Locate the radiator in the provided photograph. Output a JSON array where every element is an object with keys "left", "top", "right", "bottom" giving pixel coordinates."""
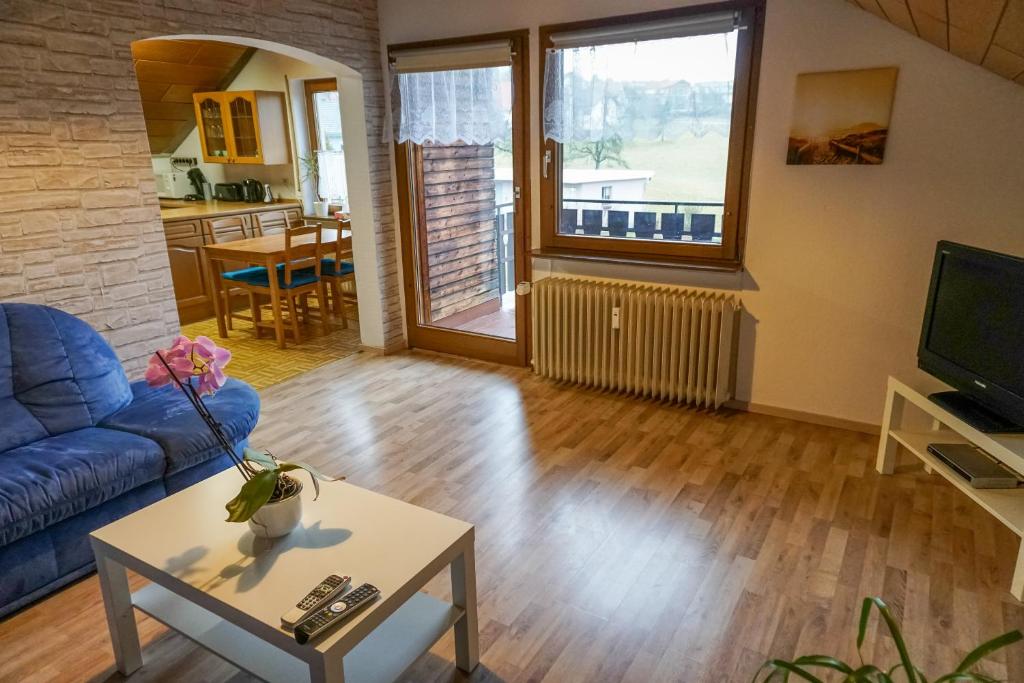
[{"left": 531, "top": 277, "right": 740, "bottom": 408}]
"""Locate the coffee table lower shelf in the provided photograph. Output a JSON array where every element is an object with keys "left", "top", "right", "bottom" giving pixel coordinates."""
[{"left": 133, "top": 583, "right": 464, "bottom": 683}]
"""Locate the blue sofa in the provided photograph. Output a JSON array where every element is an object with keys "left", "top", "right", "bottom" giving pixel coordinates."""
[{"left": 0, "top": 303, "right": 260, "bottom": 617}]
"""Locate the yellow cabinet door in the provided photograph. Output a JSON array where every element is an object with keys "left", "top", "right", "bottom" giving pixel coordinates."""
[
  {"left": 223, "top": 91, "right": 264, "bottom": 164},
  {"left": 193, "top": 93, "right": 230, "bottom": 164}
]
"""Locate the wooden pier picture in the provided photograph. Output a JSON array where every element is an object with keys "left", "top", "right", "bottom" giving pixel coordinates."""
[{"left": 787, "top": 67, "right": 899, "bottom": 165}]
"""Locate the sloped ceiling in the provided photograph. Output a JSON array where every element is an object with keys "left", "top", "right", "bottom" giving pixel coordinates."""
[
  {"left": 848, "top": 0, "right": 1024, "bottom": 85},
  {"left": 131, "top": 40, "right": 254, "bottom": 154}
]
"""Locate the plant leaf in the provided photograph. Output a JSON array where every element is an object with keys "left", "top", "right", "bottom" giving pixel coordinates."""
[
  {"left": 243, "top": 447, "right": 277, "bottom": 470},
  {"left": 861, "top": 597, "right": 918, "bottom": 683},
  {"left": 760, "top": 661, "right": 824, "bottom": 683},
  {"left": 225, "top": 469, "right": 279, "bottom": 522},
  {"left": 953, "top": 630, "right": 1022, "bottom": 673},
  {"left": 791, "top": 655, "right": 853, "bottom": 673},
  {"left": 278, "top": 460, "right": 344, "bottom": 501}
]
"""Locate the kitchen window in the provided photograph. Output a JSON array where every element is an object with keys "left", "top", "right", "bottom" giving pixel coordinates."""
[
  {"left": 538, "top": 1, "right": 764, "bottom": 269},
  {"left": 304, "top": 78, "right": 347, "bottom": 208}
]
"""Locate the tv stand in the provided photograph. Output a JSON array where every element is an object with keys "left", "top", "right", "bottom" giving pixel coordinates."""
[
  {"left": 928, "top": 391, "right": 1024, "bottom": 434},
  {"left": 878, "top": 377, "right": 1024, "bottom": 600}
]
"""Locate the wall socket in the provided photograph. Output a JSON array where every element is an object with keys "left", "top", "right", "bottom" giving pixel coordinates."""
[{"left": 170, "top": 157, "right": 198, "bottom": 167}]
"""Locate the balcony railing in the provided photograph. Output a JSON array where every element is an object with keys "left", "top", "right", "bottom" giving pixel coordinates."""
[
  {"left": 559, "top": 198, "right": 725, "bottom": 243},
  {"left": 495, "top": 202, "right": 515, "bottom": 296}
]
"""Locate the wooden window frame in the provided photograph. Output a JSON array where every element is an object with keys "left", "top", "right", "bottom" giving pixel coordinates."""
[
  {"left": 537, "top": 0, "right": 765, "bottom": 271},
  {"left": 389, "top": 30, "right": 533, "bottom": 367},
  {"left": 303, "top": 78, "right": 338, "bottom": 155}
]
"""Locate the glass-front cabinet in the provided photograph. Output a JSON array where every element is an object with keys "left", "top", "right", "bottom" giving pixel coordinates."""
[
  {"left": 196, "top": 95, "right": 229, "bottom": 160},
  {"left": 192, "top": 90, "right": 289, "bottom": 165}
]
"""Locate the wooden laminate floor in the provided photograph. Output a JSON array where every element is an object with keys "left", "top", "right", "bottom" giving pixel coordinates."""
[{"left": 2, "top": 351, "right": 1023, "bottom": 682}]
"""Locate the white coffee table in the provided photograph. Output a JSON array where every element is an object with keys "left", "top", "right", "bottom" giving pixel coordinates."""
[{"left": 89, "top": 470, "right": 478, "bottom": 682}]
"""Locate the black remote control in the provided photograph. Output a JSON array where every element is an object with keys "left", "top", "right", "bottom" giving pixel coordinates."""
[
  {"left": 281, "top": 574, "right": 351, "bottom": 629},
  {"left": 294, "top": 583, "right": 380, "bottom": 644}
]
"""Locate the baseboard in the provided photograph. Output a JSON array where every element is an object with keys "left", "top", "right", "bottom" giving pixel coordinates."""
[
  {"left": 726, "top": 399, "right": 880, "bottom": 435},
  {"left": 360, "top": 339, "right": 408, "bottom": 356}
]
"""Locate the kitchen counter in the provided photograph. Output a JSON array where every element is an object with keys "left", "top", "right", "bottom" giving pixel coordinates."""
[{"left": 159, "top": 198, "right": 301, "bottom": 222}]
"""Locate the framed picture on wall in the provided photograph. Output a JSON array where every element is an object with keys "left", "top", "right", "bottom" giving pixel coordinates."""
[{"left": 786, "top": 67, "right": 899, "bottom": 165}]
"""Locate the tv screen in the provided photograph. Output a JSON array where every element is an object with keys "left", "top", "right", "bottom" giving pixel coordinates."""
[{"left": 919, "top": 241, "right": 1024, "bottom": 425}]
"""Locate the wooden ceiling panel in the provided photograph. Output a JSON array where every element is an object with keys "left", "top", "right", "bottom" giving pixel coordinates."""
[
  {"left": 131, "top": 39, "right": 254, "bottom": 154},
  {"left": 849, "top": 0, "right": 1024, "bottom": 86},
  {"left": 133, "top": 60, "right": 231, "bottom": 87},
  {"left": 191, "top": 42, "right": 249, "bottom": 67}
]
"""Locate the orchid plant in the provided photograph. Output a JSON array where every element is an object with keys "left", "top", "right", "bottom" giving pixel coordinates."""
[{"left": 146, "top": 335, "right": 341, "bottom": 524}]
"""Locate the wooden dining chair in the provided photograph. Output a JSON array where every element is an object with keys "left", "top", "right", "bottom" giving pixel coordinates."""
[
  {"left": 319, "top": 218, "right": 356, "bottom": 328},
  {"left": 221, "top": 224, "right": 324, "bottom": 348},
  {"left": 253, "top": 210, "right": 288, "bottom": 236},
  {"left": 204, "top": 215, "right": 252, "bottom": 331}
]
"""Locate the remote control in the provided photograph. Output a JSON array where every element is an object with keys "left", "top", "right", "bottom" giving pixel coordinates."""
[
  {"left": 294, "top": 583, "right": 380, "bottom": 644},
  {"left": 281, "top": 574, "right": 351, "bottom": 629}
]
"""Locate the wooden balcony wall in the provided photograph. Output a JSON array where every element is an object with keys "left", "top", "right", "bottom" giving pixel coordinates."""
[{"left": 421, "top": 143, "right": 500, "bottom": 323}]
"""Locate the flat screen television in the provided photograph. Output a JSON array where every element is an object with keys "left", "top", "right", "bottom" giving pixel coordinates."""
[{"left": 918, "top": 241, "right": 1024, "bottom": 432}]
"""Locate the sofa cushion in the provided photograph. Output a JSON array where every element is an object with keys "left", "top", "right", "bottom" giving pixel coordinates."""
[
  {"left": 0, "top": 304, "right": 132, "bottom": 452},
  {"left": 101, "top": 378, "right": 260, "bottom": 476},
  {"left": 0, "top": 427, "right": 166, "bottom": 547}
]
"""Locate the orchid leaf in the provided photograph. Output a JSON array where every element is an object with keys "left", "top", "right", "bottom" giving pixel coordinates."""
[
  {"left": 225, "top": 469, "right": 279, "bottom": 522},
  {"left": 278, "top": 461, "right": 344, "bottom": 501},
  {"left": 243, "top": 447, "right": 277, "bottom": 470}
]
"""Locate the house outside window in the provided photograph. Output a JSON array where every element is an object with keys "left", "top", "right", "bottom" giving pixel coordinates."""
[{"left": 539, "top": 1, "right": 764, "bottom": 268}]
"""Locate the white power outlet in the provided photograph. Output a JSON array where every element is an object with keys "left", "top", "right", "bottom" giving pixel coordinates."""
[{"left": 611, "top": 307, "right": 620, "bottom": 330}]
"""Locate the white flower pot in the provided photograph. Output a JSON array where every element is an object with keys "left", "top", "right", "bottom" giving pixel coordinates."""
[
  {"left": 248, "top": 484, "right": 303, "bottom": 538},
  {"left": 313, "top": 200, "right": 331, "bottom": 218}
]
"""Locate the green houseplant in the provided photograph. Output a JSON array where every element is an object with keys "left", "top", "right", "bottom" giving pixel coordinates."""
[
  {"left": 147, "top": 335, "right": 342, "bottom": 537},
  {"left": 754, "top": 597, "right": 1022, "bottom": 682},
  {"left": 299, "top": 153, "right": 330, "bottom": 217}
]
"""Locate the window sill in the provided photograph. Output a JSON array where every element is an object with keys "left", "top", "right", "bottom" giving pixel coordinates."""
[{"left": 531, "top": 247, "right": 742, "bottom": 272}]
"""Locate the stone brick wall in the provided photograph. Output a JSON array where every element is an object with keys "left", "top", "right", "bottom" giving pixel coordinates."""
[{"left": 0, "top": 0, "right": 403, "bottom": 375}]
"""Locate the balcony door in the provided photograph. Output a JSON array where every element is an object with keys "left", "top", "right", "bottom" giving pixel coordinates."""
[{"left": 391, "top": 32, "right": 530, "bottom": 366}]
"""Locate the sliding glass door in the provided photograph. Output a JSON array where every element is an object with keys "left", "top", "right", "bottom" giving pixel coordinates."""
[{"left": 391, "top": 32, "right": 530, "bottom": 366}]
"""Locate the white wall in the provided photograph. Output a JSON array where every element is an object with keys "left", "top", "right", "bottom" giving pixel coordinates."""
[{"left": 377, "top": 0, "right": 1024, "bottom": 426}]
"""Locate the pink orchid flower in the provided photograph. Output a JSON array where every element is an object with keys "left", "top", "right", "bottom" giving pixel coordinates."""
[
  {"left": 145, "top": 334, "right": 231, "bottom": 396},
  {"left": 193, "top": 335, "right": 231, "bottom": 396}
]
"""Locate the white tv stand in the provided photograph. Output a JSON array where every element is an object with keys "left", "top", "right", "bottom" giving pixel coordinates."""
[{"left": 877, "top": 376, "right": 1024, "bottom": 600}]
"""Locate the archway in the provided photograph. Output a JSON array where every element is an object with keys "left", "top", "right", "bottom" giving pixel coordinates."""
[{"left": 135, "top": 34, "right": 386, "bottom": 351}]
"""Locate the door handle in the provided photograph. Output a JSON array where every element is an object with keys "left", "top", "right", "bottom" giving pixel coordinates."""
[{"left": 542, "top": 150, "right": 551, "bottom": 179}]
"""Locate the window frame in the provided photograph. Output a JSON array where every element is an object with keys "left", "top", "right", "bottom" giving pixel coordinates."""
[
  {"left": 303, "top": 77, "right": 343, "bottom": 203},
  {"left": 537, "top": 0, "right": 765, "bottom": 271}
]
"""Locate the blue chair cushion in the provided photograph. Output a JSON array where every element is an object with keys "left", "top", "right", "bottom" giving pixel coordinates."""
[
  {"left": 100, "top": 378, "right": 260, "bottom": 476},
  {"left": 320, "top": 258, "right": 354, "bottom": 277},
  {"left": 222, "top": 263, "right": 319, "bottom": 289},
  {"left": 0, "top": 303, "right": 133, "bottom": 452},
  {"left": 0, "top": 427, "right": 165, "bottom": 547}
]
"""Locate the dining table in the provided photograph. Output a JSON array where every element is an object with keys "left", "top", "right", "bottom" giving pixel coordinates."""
[{"left": 202, "top": 227, "right": 352, "bottom": 345}]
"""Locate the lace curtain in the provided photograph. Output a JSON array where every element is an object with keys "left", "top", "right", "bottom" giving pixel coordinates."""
[
  {"left": 395, "top": 66, "right": 511, "bottom": 145},
  {"left": 542, "top": 34, "right": 736, "bottom": 143},
  {"left": 317, "top": 150, "right": 347, "bottom": 203}
]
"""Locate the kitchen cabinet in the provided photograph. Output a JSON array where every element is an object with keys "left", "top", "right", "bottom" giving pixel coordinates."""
[
  {"left": 192, "top": 90, "right": 290, "bottom": 165},
  {"left": 164, "top": 219, "right": 212, "bottom": 323}
]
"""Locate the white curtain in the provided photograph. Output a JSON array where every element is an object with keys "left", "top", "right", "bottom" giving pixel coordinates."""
[
  {"left": 395, "top": 66, "right": 510, "bottom": 145},
  {"left": 317, "top": 150, "right": 347, "bottom": 203},
  {"left": 542, "top": 34, "right": 736, "bottom": 143}
]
